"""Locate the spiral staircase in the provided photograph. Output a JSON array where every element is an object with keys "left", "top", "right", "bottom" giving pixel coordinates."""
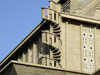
[{"left": 41, "top": 6, "right": 62, "bottom": 67}]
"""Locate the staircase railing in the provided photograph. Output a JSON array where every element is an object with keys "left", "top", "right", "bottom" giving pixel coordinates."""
[
  {"left": 41, "top": 54, "right": 62, "bottom": 68},
  {"left": 41, "top": 31, "right": 62, "bottom": 51},
  {"left": 42, "top": 7, "right": 61, "bottom": 25}
]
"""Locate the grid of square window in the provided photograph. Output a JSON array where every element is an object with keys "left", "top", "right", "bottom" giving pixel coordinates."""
[{"left": 82, "top": 26, "right": 95, "bottom": 72}]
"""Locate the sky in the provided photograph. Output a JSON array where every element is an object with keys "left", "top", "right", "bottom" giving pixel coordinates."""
[{"left": 0, "top": 0, "right": 49, "bottom": 62}]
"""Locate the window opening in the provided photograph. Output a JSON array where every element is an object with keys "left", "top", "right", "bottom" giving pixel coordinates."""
[
  {"left": 84, "top": 58, "right": 86, "bottom": 61},
  {"left": 54, "top": 37, "right": 56, "bottom": 43},
  {"left": 83, "top": 34, "right": 86, "bottom": 36},
  {"left": 54, "top": 12, "right": 56, "bottom": 20},
  {"left": 90, "top": 35, "right": 92, "bottom": 37}
]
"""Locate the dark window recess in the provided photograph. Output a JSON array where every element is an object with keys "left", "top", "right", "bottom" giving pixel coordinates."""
[
  {"left": 45, "top": 46, "right": 48, "bottom": 54},
  {"left": 46, "top": 33, "right": 47, "bottom": 42},
  {"left": 54, "top": 37, "right": 56, "bottom": 43},
  {"left": 54, "top": 12, "right": 56, "bottom": 20},
  {"left": 90, "top": 35, "right": 92, "bottom": 37},
  {"left": 50, "top": 14, "right": 52, "bottom": 20},
  {"left": 83, "top": 46, "right": 86, "bottom": 48},
  {"left": 84, "top": 58, "right": 86, "bottom": 61},
  {"left": 91, "top": 60, "right": 93, "bottom": 62},
  {"left": 90, "top": 47, "right": 92, "bottom": 49},
  {"left": 54, "top": 61, "right": 56, "bottom": 67},
  {"left": 83, "top": 34, "right": 86, "bottom": 36}
]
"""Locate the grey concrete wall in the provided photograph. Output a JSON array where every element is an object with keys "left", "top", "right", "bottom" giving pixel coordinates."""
[
  {"left": 96, "top": 28, "right": 100, "bottom": 70},
  {"left": 13, "top": 63, "right": 87, "bottom": 75},
  {"left": 1, "top": 64, "right": 17, "bottom": 75},
  {"left": 67, "top": 22, "right": 81, "bottom": 71}
]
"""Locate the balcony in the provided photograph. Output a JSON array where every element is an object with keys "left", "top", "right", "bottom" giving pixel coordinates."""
[
  {"left": 41, "top": 54, "right": 62, "bottom": 68},
  {"left": 42, "top": 7, "right": 61, "bottom": 25},
  {"left": 41, "top": 31, "right": 62, "bottom": 51}
]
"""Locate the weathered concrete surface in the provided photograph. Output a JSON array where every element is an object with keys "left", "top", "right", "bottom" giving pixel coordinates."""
[
  {"left": 1, "top": 64, "right": 17, "bottom": 75},
  {"left": 1, "top": 62, "right": 90, "bottom": 75}
]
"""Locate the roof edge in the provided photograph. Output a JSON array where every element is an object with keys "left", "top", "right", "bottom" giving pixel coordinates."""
[
  {"left": 0, "top": 60, "right": 92, "bottom": 75},
  {"left": 0, "top": 20, "right": 46, "bottom": 66}
]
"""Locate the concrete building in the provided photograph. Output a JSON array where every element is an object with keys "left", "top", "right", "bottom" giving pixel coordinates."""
[{"left": 1, "top": 0, "right": 100, "bottom": 75}]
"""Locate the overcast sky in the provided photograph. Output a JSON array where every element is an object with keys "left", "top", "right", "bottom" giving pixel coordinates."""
[{"left": 0, "top": 0, "right": 49, "bottom": 62}]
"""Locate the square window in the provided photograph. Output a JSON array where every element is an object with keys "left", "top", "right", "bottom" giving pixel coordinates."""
[
  {"left": 84, "top": 46, "right": 86, "bottom": 48},
  {"left": 83, "top": 45, "right": 87, "bottom": 49},
  {"left": 83, "top": 34, "right": 86, "bottom": 36},
  {"left": 90, "top": 47, "right": 92, "bottom": 49},
  {"left": 91, "top": 60, "right": 93, "bottom": 62},
  {"left": 83, "top": 33, "right": 87, "bottom": 37},
  {"left": 84, "top": 58, "right": 88, "bottom": 62},
  {"left": 84, "top": 58, "right": 86, "bottom": 61},
  {"left": 89, "top": 46, "right": 94, "bottom": 50},
  {"left": 89, "top": 34, "right": 93, "bottom": 38},
  {"left": 90, "top": 35, "right": 92, "bottom": 37},
  {"left": 90, "top": 59, "right": 94, "bottom": 63}
]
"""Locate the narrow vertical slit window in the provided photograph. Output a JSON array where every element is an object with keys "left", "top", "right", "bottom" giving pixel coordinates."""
[
  {"left": 54, "top": 37, "right": 56, "bottom": 43},
  {"left": 54, "top": 12, "right": 56, "bottom": 20}
]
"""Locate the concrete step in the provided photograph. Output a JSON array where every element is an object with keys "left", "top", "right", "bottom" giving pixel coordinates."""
[{"left": 53, "top": 30, "right": 61, "bottom": 33}]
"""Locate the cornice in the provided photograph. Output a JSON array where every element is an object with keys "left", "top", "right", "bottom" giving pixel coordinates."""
[{"left": 60, "top": 12, "right": 100, "bottom": 25}]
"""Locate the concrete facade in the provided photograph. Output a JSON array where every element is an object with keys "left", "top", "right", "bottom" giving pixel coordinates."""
[{"left": 1, "top": 0, "right": 100, "bottom": 75}]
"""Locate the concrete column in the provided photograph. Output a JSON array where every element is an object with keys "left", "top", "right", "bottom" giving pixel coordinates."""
[
  {"left": 94, "top": 27, "right": 96, "bottom": 70},
  {"left": 28, "top": 46, "right": 30, "bottom": 63},
  {"left": 47, "top": 55, "right": 50, "bottom": 66},
  {"left": 80, "top": 24, "right": 83, "bottom": 71},
  {"left": 65, "top": 22, "right": 68, "bottom": 69},
  {"left": 50, "top": 1, "right": 53, "bottom": 9},
  {"left": 47, "top": 8, "right": 50, "bottom": 19},
  {"left": 22, "top": 51, "right": 25, "bottom": 62},
  {"left": 33, "top": 41, "right": 37, "bottom": 64},
  {"left": 33, "top": 41, "right": 35, "bottom": 64}
]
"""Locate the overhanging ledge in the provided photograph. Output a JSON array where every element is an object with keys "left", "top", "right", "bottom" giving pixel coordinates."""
[
  {"left": 60, "top": 12, "right": 100, "bottom": 25},
  {"left": 0, "top": 60, "right": 91, "bottom": 75}
]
